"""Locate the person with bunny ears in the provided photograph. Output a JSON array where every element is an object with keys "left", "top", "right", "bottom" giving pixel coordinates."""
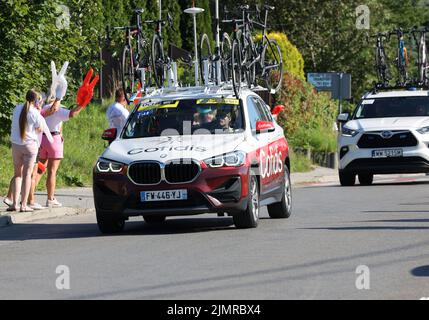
[{"left": 34, "top": 62, "right": 99, "bottom": 208}]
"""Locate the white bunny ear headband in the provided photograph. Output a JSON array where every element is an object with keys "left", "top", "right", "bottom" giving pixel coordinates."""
[{"left": 49, "top": 61, "right": 69, "bottom": 101}]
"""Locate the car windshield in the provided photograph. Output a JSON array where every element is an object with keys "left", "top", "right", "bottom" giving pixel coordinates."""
[
  {"left": 353, "top": 96, "right": 429, "bottom": 119},
  {"left": 123, "top": 98, "right": 245, "bottom": 139}
]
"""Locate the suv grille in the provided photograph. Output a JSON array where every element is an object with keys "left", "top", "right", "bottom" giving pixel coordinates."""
[
  {"left": 128, "top": 162, "right": 161, "bottom": 185},
  {"left": 357, "top": 131, "right": 418, "bottom": 149},
  {"left": 165, "top": 161, "right": 200, "bottom": 184},
  {"left": 128, "top": 160, "right": 201, "bottom": 185}
]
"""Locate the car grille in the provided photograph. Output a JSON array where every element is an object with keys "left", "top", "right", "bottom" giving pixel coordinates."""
[
  {"left": 357, "top": 131, "right": 418, "bottom": 148},
  {"left": 165, "top": 161, "right": 201, "bottom": 184},
  {"left": 128, "top": 160, "right": 201, "bottom": 185},
  {"left": 128, "top": 162, "right": 162, "bottom": 185}
]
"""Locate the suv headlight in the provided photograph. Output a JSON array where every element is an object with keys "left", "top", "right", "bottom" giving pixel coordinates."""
[
  {"left": 96, "top": 159, "right": 125, "bottom": 173},
  {"left": 417, "top": 126, "right": 429, "bottom": 134},
  {"left": 342, "top": 127, "right": 360, "bottom": 137},
  {"left": 204, "top": 151, "right": 246, "bottom": 168}
]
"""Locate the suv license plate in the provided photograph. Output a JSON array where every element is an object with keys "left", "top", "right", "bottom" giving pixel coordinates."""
[
  {"left": 141, "top": 190, "right": 188, "bottom": 202},
  {"left": 372, "top": 149, "right": 403, "bottom": 158}
]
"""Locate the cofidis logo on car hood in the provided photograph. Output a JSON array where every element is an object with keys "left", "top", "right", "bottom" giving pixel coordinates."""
[{"left": 102, "top": 134, "right": 246, "bottom": 164}]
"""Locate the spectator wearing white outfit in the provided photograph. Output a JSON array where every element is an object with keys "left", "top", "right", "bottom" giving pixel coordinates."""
[
  {"left": 8, "top": 90, "right": 51, "bottom": 212},
  {"left": 106, "top": 88, "right": 130, "bottom": 135}
]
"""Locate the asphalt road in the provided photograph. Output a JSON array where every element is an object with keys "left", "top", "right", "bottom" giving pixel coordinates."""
[{"left": 1, "top": 178, "right": 429, "bottom": 300}]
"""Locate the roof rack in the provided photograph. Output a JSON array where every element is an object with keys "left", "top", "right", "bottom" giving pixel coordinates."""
[
  {"left": 370, "top": 82, "right": 429, "bottom": 94},
  {"left": 128, "top": 81, "right": 270, "bottom": 102}
]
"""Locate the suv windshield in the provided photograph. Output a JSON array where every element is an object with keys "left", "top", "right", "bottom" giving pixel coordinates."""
[
  {"left": 353, "top": 96, "right": 429, "bottom": 119},
  {"left": 123, "top": 98, "right": 245, "bottom": 139}
]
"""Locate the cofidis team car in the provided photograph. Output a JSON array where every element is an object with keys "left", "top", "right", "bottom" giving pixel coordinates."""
[
  {"left": 93, "top": 87, "right": 291, "bottom": 233},
  {"left": 338, "top": 89, "right": 429, "bottom": 186}
]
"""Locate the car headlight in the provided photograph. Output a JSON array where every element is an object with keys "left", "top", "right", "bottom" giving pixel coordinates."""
[
  {"left": 417, "top": 126, "right": 429, "bottom": 134},
  {"left": 204, "top": 151, "right": 246, "bottom": 168},
  {"left": 342, "top": 127, "right": 360, "bottom": 137},
  {"left": 96, "top": 159, "right": 124, "bottom": 173}
]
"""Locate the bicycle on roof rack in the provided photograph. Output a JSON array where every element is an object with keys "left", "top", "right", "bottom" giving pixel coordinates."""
[
  {"left": 108, "top": 8, "right": 174, "bottom": 96},
  {"left": 222, "top": 4, "right": 283, "bottom": 98},
  {"left": 369, "top": 32, "right": 391, "bottom": 88},
  {"left": 389, "top": 28, "right": 409, "bottom": 87},
  {"left": 411, "top": 26, "right": 429, "bottom": 87}
]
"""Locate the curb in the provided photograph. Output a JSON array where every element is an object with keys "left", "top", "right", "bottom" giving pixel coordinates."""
[{"left": 0, "top": 207, "right": 94, "bottom": 228}]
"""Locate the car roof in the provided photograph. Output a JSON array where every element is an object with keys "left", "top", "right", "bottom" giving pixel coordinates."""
[{"left": 364, "top": 90, "right": 429, "bottom": 99}]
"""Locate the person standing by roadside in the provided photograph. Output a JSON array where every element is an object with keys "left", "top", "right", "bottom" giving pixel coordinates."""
[
  {"left": 106, "top": 88, "right": 130, "bottom": 135},
  {"left": 33, "top": 66, "right": 99, "bottom": 208},
  {"left": 34, "top": 102, "right": 85, "bottom": 208},
  {"left": 8, "top": 90, "right": 52, "bottom": 212}
]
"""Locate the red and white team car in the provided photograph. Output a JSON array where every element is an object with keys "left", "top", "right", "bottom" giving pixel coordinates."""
[{"left": 93, "top": 87, "right": 292, "bottom": 233}]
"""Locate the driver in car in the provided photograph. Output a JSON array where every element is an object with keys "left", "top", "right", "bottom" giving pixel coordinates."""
[{"left": 194, "top": 106, "right": 219, "bottom": 132}]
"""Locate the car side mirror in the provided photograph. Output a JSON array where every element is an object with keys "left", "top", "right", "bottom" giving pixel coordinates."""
[
  {"left": 337, "top": 113, "right": 350, "bottom": 123},
  {"left": 256, "top": 121, "right": 275, "bottom": 134},
  {"left": 102, "top": 128, "right": 117, "bottom": 143}
]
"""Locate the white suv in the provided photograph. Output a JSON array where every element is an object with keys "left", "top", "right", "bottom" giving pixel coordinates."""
[{"left": 338, "top": 89, "right": 429, "bottom": 186}]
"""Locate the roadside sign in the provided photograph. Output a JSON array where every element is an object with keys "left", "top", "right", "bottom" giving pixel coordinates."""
[
  {"left": 307, "top": 72, "right": 351, "bottom": 100},
  {"left": 307, "top": 73, "right": 333, "bottom": 90}
]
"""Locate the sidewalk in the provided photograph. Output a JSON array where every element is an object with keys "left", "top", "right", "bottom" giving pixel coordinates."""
[
  {"left": 291, "top": 166, "right": 338, "bottom": 186},
  {"left": 0, "top": 188, "right": 95, "bottom": 228}
]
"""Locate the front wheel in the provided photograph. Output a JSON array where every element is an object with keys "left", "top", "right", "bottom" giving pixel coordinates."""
[
  {"left": 231, "top": 39, "right": 243, "bottom": 99},
  {"left": 96, "top": 211, "right": 125, "bottom": 234},
  {"left": 121, "top": 46, "right": 135, "bottom": 99},
  {"left": 358, "top": 174, "right": 374, "bottom": 186},
  {"left": 221, "top": 33, "right": 232, "bottom": 82},
  {"left": 268, "top": 166, "right": 292, "bottom": 219},
  {"left": 261, "top": 39, "right": 283, "bottom": 93},
  {"left": 200, "top": 33, "right": 213, "bottom": 84},
  {"left": 339, "top": 171, "right": 356, "bottom": 187},
  {"left": 152, "top": 35, "right": 165, "bottom": 88},
  {"left": 233, "top": 175, "right": 259, "bottom": 229}
]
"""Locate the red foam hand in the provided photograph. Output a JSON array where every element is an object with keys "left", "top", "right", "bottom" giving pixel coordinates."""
[{"left": 77, "top": 68, "right": 99, "bottom": 108}]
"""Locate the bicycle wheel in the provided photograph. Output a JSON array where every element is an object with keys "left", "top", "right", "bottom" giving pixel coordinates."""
[
  {"left": 200, "top": 34, "right": 213, "bottom": 84},
  {"left": 262, "top": 39, "right": 283, "bottom": 93},
  {"left": 221, "top": 33, "right": 232, "bottom": 82},
  {"left": 121, "top": 46, "right": 135, "bottom": 97},
  {"left": 419, "top": 41, "right": 428, "bottom": 84},
  {"left": 244, "top": 37, "right": 256, "bottom": 88},
  {"left": 376, "top": 47, "right": 389, "bottom": 85},
  {"left": 231, "top": 39, "right": 243, "bottom": 99},
  {"left": 151, "top": 35, "right": 165, "bottom": 88}
]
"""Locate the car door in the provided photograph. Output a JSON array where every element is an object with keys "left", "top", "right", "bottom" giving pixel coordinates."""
[{"left": 252, "top": 96, "right": 287, "bottom": 196}]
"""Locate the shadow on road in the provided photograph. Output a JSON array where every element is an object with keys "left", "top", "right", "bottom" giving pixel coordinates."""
[
  {"left": 303, "top": 226, "right": 429, "bottom": 231},
  {"left": 411, "top": 265, "right": 429, "bottom": 277},
  {"left": 0, "top": 217, "right": 236, "bottom": 241}
]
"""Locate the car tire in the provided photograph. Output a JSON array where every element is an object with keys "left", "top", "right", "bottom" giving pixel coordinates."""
[
  {"left": 358, "top": 174, "right": 374, "bottom": 186},
  {"left": 339, "top": 171, "right": 356, "bottom": 186},
  {"left": 96, "top": 211, "right": 125, "bottom": 234},
  {"left": 233, "top": 175, "right": 259, "bottom": 229},
  {"left": 268, "top": 166, "right": 292, "bottom": 219},
  {"left": 143, "top": 215, "right": 167, "bottom": 224}
]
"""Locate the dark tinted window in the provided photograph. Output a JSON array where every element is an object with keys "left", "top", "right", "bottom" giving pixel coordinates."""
[
  {"left": 353, "top": 97, "right": 429, "bottom": 119},
  {"left": 247, "top": 97, "right": 263, "bottom": 129},
  {"left": 253, "top": 97, "right": 273, "bottom": 122},
  {"left": 123, "top": 98, "right": 245, "bottom": 139}
]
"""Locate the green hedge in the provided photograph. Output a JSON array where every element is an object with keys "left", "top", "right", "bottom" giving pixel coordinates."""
[{"left": 276, "top": 73, "right": 338, "bottom": 153}]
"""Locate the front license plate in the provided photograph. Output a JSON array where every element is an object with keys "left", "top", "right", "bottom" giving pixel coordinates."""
[
  {"left": 372, "top": 149, "right": 403, "bottom": 158},
  {"left": 141, "top": 190, "right": 188, "bottom": 202}
]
